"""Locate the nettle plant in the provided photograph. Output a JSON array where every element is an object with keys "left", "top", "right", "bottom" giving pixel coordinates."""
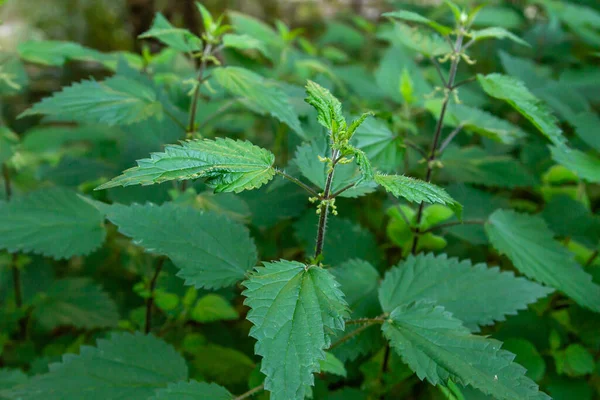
[{"left": 1, "top": 1, "right": 600, "bottom": 399}]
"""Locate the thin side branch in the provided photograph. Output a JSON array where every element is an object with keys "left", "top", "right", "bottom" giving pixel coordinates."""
[
  {"left": 330, "top": 182, "right": 355, "bottom": 199},
  {"left": 417, "top": 219, "right": 485, "bottom": 234},
  {"left": 187, "top": 43, "right": 214, "bottom": 135},
  {"left": 430, "top": 57, "right": 447, "bottom": 87},
  {"left": 585, "top": 250, "right": 599, "bottom": 267},
  {"left": 438, "top": 123, "right": 465, "bottom": 154},
  {"left": 233, "top": 384, "right": 265, "bottom": 400},
  {"left": 330, "top": 322, "right": 376, "bottom": 350},
  {"left": 404, "top": 140, "right": 428, "bottom": 159},
  {"left": 276, "top": 170, "right": 319, "bottom": 197},
  {"left": 3, "top": 164, "right": 21, "bottom": 308},
  {"left": 451, "top": 76, "right": 476, "bottom": 90},
  {"left": 145, "top": 257, "right": 166, "bottom": 334}
]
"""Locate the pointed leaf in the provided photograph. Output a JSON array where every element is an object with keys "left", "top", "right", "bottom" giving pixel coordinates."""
[
  {"left": 384, "top": 10, "right": 452, "bottom": 35},
  {"left": 304, "top": 80, "right": 345, "bottom": 134},
  {"left": 190, "top": 294, "right": 239, "bottom": 323},
  {"left": 382, "top": 302, "right": 550, "bottom": 400},
  {"left": 470, "top": 27, "right": 530, "bottom": 47},
  {"left": 140, "top": 13, "right": 202, "bottom": 53},
  {"left": 222, "top": 33, "right": 269, "bottom": 57},
  {"left": 486, "top": 209, "right": 600, "bottom": 312},
  {"left": 5, "top": 332, "right": 187, "bottom": 400},
  {"left": 319, "top": 353, "right": 347, "bottom": 378},
  {"left": 152, "top": 380, "right": 232, "bottom": 400},
  {"left": 375, "top": 173, "right": 462, "bottom": 219},
  {"left": 550, "top": 145, "right": 600, "bottom": 183},
  {"left": 0, "top": 188, "right": 105, "bottom": 259},
  {"left": 18, "top": 40, "right": 110, "bottom": 67},
  {"left": 213, "top": 67, "right": 303, "bottom": 136},
  {"left": 107, "top": 203, "right": 257, "bottom": 289},
  {"left": 378, "top": 253, "right": 553, "bottom": 331},
  {"left": 32, "top": 278, "right": 119, "bottom": 330},
  {"left": 19, "top": 76, "right": 163, "bottom": 126},
  {"left": 352, "top": 116, "right": 403, "bottom": 172},
  {"left": 477, "top": 73, "right": 566, "bottom": 148},
  {"left": 242, "top": 260, "right": 349, "bottom": 400},
  {"left": 389, "top": 22, "right": 451, "bottom": 57},
  {"left": 97, "top": 138, "right": 276, "bottom": 193}
]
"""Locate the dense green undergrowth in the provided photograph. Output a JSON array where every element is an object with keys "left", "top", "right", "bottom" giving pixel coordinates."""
[{"left": 1, "top": 1, "right": 600, "bottom": 399}]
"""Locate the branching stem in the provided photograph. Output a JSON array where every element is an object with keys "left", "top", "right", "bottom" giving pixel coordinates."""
[
  {"left": 411, "top": 32, "right": 465, "bottom": 255},
  {"left": 3, "top": 164, "right": 21, "bottom": 308},
  {"left": 314, "top": 149, "right": 340, "bottom": 259},
  {"left": 187, "top": 43, "right": 214, "bottom": 135},
  {"left": 276, "top": 169, "right": 319, "bottom": 197},
  {"left": 233, "top": 384, "right": 265, "bottom": 400}
]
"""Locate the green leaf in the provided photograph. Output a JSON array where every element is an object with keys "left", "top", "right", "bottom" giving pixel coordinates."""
[
  {"left": 0, "top": 188, "right": 105, "bottom": 259},
  {"left": 152, "top": 380, "right": 232, "bottom": 400},
  {"left": 331, "top": 259, "right": 380, "bottom": 317},
  {"left": 352, "top": 116, "right": 403, "bottom": 172},
  {"left": 190, "top": 294, "right": 239, "bottom": 323},
  {"left": 477, "top": 73, "right": 566, "bottom": 148},
  {"left": 242, "top": 260, "right": 349, "bottom": 400},
  {"left": 19, "top": 76, "right": 162, "bottom": 126},
  {"left": 0, "top": 53, "right": 28, "bottom": 95},
  {"left": 441, "top": 146, "right": 537, "bottom": 188},
  {"left": 427, "top": 101, "right": 527, "bottom": 145},
  {"left": 97, "top": 138, "right": 276, "bottom": 193},
  {"left": 212, "top": 67, "right": 303, "bottom": 136},
  {"left": 378, "top": 253, "right": 553, "bottom": 331},
  {"left": 32, "top": 278, "right": 119, "bottom": 330},
  {"left": 222, "top": 33, "right": 269, "bottom": 57},
  {"left": 374, "top": 174, "right": 462, "bottom": 219},
  {"left": 228, "top": 11, "right": 283, "bottom": 57},
  {"left": 572, "top": 112, "right": 600, "bottom": 151},
  {"left": 553, "top": 344, "right": 595, "bottom": 377},
  {"left": 502, "top": 339, "right": 546, "bottom": 382},
  {"left": 550, "top": 145, "right": 600, "bottom": 183},
  {"left": 383, "top": 10, "right": 452, "bottom": 35},
  {"left": 17, "top": 40, "right": 111, "bottom": 67},
  {"left": 5, "top": 332, "right": 187, "bottom": 400},
  {"left": 351, "top": 147, "right": 374, "bottom": 184},
  {"left": 0, "top": 369, "right": 27, "bottom": 392},
  {"left": 304, "top": 80, "right": 346, "bottom": 134},
  {"left": 0, "top": 127, "right": 19, "bottom": 165},
  {"left": 108, "top": 203, "right": 256, "bottom": 289},
  {"left": 470, "top": 27, "right": 530, "bottom": 47},
  {"left": 191, "top": 344, "right": 255, "bottom": 386},
  {"left": 486, "top": 209, "right": 600, "bottom": 312},
  {"left": 382, "top": 302, "right": 550, "bottom": 400},
  {"left": 319, "top": 353, "right": 347, "bottom": 378},
  {"left": 140, "top": 13, "right": 202, "bottom": 53},
  {"left": 389, "top": 22, "right": 451, "bottom": 57}
]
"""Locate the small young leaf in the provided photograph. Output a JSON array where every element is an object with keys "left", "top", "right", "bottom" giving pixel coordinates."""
[
  {"left": 108, "top": 203, "right": 257, "bottom": 289},
  {"left": 382, "top": 302, "right": 550, "bottom": 400},
  {"left": 32, "top": 278, "right": 119, "bottom": 330},
  {"left": 97, "top": 138, "right": 276, "bottom": 193},
  {"left": 139, "top": 13, "right": 202, "bottom": 53},
  {"left": 486, "top": 209, "right": 600, "bottom": 312},
  {"left": 304, "top": 80, "right": 346, "bottom": 134},
  {"left": 190, "top": 294, "right": 239, "bottom": 323},
  {"left": 0, "top": 188, "right": 105, "bottom": 259},
  {"left": 470, "top": 27, "right": 531, "bottom": 47},
  {"left": 213, "top": 67, "right": 303, "bottom": 136},
  {"left": 19, "top": 76, "right": 162, "bottom": 126},
  {"left": 5, "top": 332, "right": 188, "bottom": 400},
  {"left": 222, "top": 33, "right": 269, "bottom": 57},
  {"left": 390, "top": 22, "right": 451, "bottom": 57},
  {"left": 243, "top": 260, "right": 349, "bottom": 400},
  {"left": 319, "top": 353, "right": 347, "bottom": 378},
  {"left": 383, "top": 10, "right": 452, "bottom": 35},
  {"left": 152, "top": 380, "right": 232, "bottom": 400},
  {"left": 378, "top": 253, "right": 553, "bottom": 331},
  {"left": 352, "top": 116, "right": 403, "bottom": 172},
  {"left": 374, "top": 174, "right": 462, "bottom": 219}
]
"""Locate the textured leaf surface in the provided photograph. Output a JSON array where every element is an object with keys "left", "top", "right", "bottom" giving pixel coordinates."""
[
  {"left": 108, "top": 203, "right": 257, "bottom": 289},
  {"left": 550, "top": 145, "right": 600, "bottom": 183},
  {"left": 486, "top": 210, "right": 600, "bottom": 312},
  {"left": 0, "top": 188, "right": 105, "bottom": 259},
  {"left": 5, "top": 332, "right": 187, "bottom": 400},
  {"left": 223, "top": 33, "right": 269, "bottom": 57},
  {"left": 97, "top": 138, "right": 276, "bottom": 193},
  {"left": 382, "top": 302, "right": 550, "bottom": 400},
  {"left": 152, "top": 381, "right": 232, "bottom": 400},
  {"left": 378, "top": 253, "right": 553, "bottom": 331},
  {"left": 20, "top": 76, "right": 162, "bottom": 126},
  {"left": 304, "top": 80, "right": 345, "bottom": 133},
  {"left": 477, "top": 73, "right": 566, "bottom": 148},
  {"left": 375, "top": 174, "right": 462, "bottom": 218},
  {"left": 32, "top": 278, "right": 119, "bottom": 330},
  {"left": 140, "top": 13, "right": 202, "bottom": 53},
  {"left": 17, "top": 40, "right": 114, "bottom": 67},
  {"left": 243, "top": 260, "right": 349, "bottom": 400},
  {"left": 352, "top": 116, "right": 402, "bottom": 171},
  {"left": 390, "top": 22, "right": 450, "bottom": 56},
  {"left": 213, "top": 67, "right": 303, "bottom": 136},
  {"left": 383, "top": 10, "right": 452, "bottom": 35},
  {"left": 470, "top": 27, "right": 530, "bottom": 47}
]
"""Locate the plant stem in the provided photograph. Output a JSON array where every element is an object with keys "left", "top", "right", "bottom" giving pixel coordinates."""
[
  {"left": 346, "top": 317, "right": 385, "bottom": 325},
  {"left": 233, "top": 384, "right": 265, "bottom": 400},
  {"left": 3, "top": 164, "right": 21, "bottom": 308},
  {"left": 585, "top": 250, "right": 599, "bottom": 267},
  {"left": 330, "top": 322, "right": 376, "bottom": 350},
  {"left": 330, "top": 182, "right": 355, "bottom": 198},
  {"left": 438, "top": 123, "right": 464, "bottom": 155},
  {"left": 145, "top": 257, "right": 165, "bottom": 334},
  {"left": 314, "top": 149, "right": 340, "bottom": 259},
  {"left": 417, "top": 219, "right": 485, "bottom": 234},
  {"left": 187, "top": 43, "right": 213, "bottom": 136},
  {"left": 276, "top": 169, "right": 319, "bottom": 197},
  {"left": 411, "top": 32, "right": 465, "bottom": 255}
]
